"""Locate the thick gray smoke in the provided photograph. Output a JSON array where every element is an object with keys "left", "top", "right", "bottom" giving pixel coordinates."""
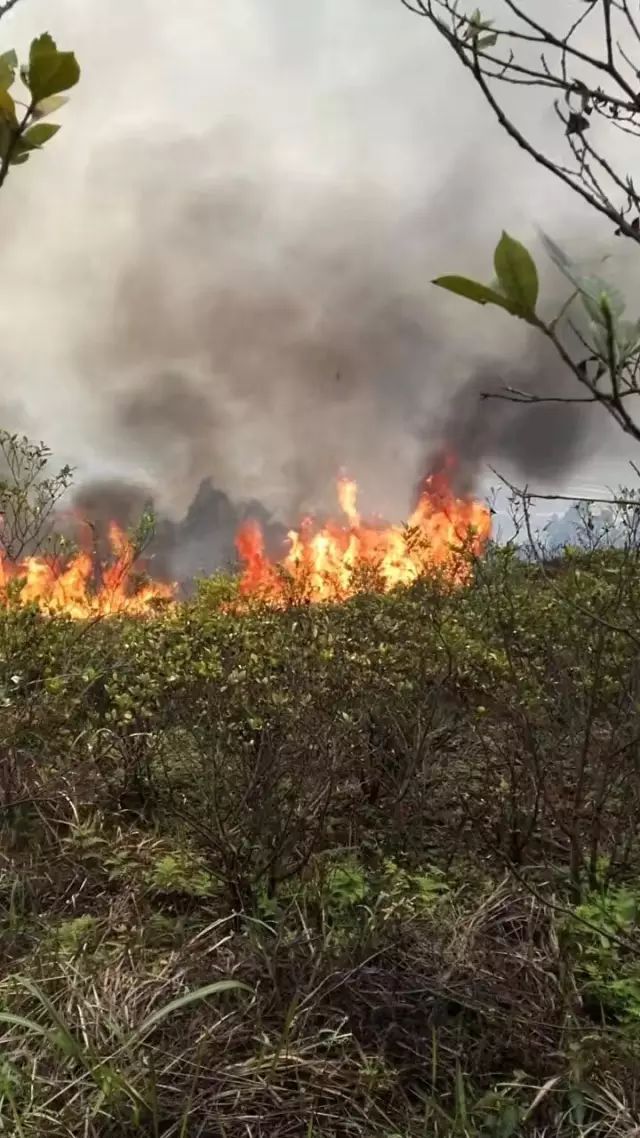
[
  {"left": 0, "top": 0, "right": 631, "bottom": 575},
  {"left": 71, "top": 476, "right": 287, "bottom": 586},
  {"left": 422, "top": 333, "right": 595, "bottom": 498}
]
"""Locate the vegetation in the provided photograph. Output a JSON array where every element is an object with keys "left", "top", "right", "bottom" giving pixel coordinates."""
[
  {"left": 2, "top": 499, "right": 640, "bottom": 1134},
  {"left": 0, "top": 23, "right": 79, "bottom": 187}
]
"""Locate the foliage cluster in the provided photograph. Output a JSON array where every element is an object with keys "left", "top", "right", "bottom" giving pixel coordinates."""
[{"left": 0, "top": 29, "right": 79, "bottom": 188}]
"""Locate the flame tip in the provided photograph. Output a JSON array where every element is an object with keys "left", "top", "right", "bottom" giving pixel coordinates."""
[{"left": 237, "top": 468, "right": 491, "bottom": 606}]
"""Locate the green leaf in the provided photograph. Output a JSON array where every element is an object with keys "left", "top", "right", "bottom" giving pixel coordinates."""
[
  {"left": 476, "top": 32, "right": 498, "bottom": 49},
  {"left": 616, "top": 318, "right": 640, "bottom": 354},
  {"left": 454, "top": 1061, "right": 468, "bottom": 1126},
  {"left": 32, "top": 94, "right": 68, "bottom": 120},
  {"left": 497, "top": 1103, "right": 521, "bottom": 1138},
  {"left": 0, "top": 1012, "right": 50, "bottom": 1037},
  {"left": 10, "top": 138, "right": 37, "bottom": 161},
  {"left": 18, "top": 978, "right": 84, "bottom": 1055},
  {"left": 0, "top": 117, "right": 11, "bottom": 160},
  {"left": 568, "top": 1087, "right": 587, "bottom": 1127},
  {"left": 26, "top": 34, "right": 80, "bottom": 102},
  {"left": 540, "top": 231, "right": 630, "bottom": 335},
  {"left": 494, "top": 231, "right": 539, "bottom": 314},
  {"left": 579, "top": 276, "right": 626, "bottom": 329},
  {"left": 464, "top": 9, "right": 495, "bottom": 44},
  {"left": 30, "top": 32, "right": 56, "bottom": 58},
  {"left": 432, "top": 274, "right": 527, "bottom": 318},
  {"left": 0, "top": 50, "right": 17, "bottom": 91},
  {"left": 127, "top": 979, "right": 250, "bottom": 1044},
  {"left": 23, "top": 122, "right": 61, "bottom": 147},
  {"left": 540, "top": 230, "right": 576, "bottom": 282},
  {"left": 9, "top": 121, "right": 61, "bottom": 165},
  {"left": 0, "top": 87, "right": 17, "bottom": 126}
]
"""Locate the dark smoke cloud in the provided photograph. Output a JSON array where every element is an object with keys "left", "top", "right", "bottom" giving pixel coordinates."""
[
  {"left": 74, "top": 133, "right": 596, "bottom": 533},
  {"left": 423, "top": 333, "right": 595, "bottom": 497},
  {"left": 71, "top": 480, "right": 151, "bottom": 536},
  {"left": 116, "top": 373, "right": 224, "bottom": 500},
  {"left": 68, "top": 476, "right": 286, "bottom": 588},
  {"left": 163, "top": 479, "right": 287, "bottom": 585},
  {"left": 81, "top": 138, "right": 453, "bottom": 524},
  {"left": 0, "top": 0, "right": 626, "bottom": 573}
]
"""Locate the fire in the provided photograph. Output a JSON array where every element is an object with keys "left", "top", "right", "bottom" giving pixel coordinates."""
[
  {"left": 0, "top": 462, "right": 491, "bottom": 617},
  {"left": 0, "top": 522, "right": 175, "bottom": 618},
  {"left": 236, "top": 465, "right": 491, "bottom": 605}
]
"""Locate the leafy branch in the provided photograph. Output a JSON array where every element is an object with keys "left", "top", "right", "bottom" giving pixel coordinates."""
[
  {"left": 0, "top": 33, "right": 80, "bottom": 189},
  {"left": 434, "top": 230, "right": 640, "bottom": 443},
  {"left": 0, "top": 431, "right": 74, "bottom": 560}
]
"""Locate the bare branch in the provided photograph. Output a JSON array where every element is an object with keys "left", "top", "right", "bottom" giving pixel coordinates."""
[
  {"left": 404, "top": 0, "right": 640, "bottom": 242},
  {"left": 404, "top": 2, "right": 640, "bottom": 445},
  {"left": 480, "top": 387, "right": 601, "bottom": 404},
  {"left": 0, "top": 0, "right": 22, "bottom": 19},
  {"left": 489, "top": 475, "right": 640, "bottom": 509}
]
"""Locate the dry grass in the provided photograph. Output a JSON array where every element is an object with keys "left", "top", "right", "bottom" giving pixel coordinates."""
[{"left": 1, "top": 800, "right": 639, "bottom": 1137}]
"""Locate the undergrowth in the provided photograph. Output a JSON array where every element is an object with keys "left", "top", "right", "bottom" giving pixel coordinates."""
[{"left": 2, "top": 541, "right": 640, "bottom": 1135}]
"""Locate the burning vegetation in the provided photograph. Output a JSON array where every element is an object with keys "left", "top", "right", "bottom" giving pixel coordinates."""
[
  {"left": 0, "top": 522, "right": 175, "bottom": 619},
  {"left": 0, "top": 462, "right": 491, "bottom": 616},
  {"left": 236, "top": 468, "right": 491, "bottom": 605}
]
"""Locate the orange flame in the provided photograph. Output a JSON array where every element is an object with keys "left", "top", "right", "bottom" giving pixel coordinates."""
[
  {"left": 0, "top": 463, "right": 491, "bottom": 617},
  {"left": 0, "top": 523, "right": 175, "bottom": 618},
  {"left": 236, "top": 465, "right": 491, "bottom": 605}
]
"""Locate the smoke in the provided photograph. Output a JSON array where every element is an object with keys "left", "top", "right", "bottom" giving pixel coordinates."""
[
  {"left": 422, "top": 332, "right": 596, "bottom": 498},
  {"left": 71, "top": 476, "right": 287, "bottom": 587},
  {"left": 0, "top": 0, "right": 629, "bottom": 575}
]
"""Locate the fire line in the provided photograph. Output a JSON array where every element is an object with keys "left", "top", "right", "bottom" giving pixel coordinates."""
[{"left": 0, "top": 466, "right": 491, "bottom": 617}]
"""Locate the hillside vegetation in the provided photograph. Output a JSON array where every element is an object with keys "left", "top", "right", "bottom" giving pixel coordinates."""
[{"left": 2, "top": 538, "right": 640, "bottom": 1136}]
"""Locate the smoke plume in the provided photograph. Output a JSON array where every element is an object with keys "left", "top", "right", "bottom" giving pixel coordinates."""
[
  {"left": 0, "top": 0, "right": 630, "bottom": 575},
  {"left": 71, "top": 476, "right": 287, "bottom": 587}
]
